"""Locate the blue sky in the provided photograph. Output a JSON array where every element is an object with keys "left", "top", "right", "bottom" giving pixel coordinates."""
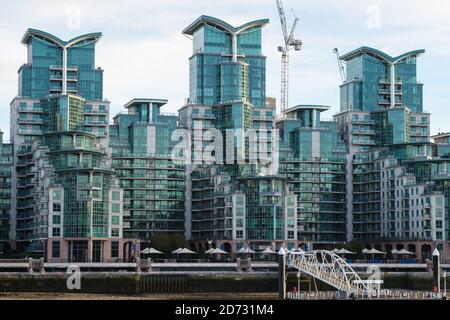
[{"left": 1, "top": 0, "right": 450, "bottom": 140}]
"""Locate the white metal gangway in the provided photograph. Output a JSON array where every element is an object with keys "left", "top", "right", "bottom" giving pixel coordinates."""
[{"left": 287, "top": 250, "right": 368, "bottom": 296}]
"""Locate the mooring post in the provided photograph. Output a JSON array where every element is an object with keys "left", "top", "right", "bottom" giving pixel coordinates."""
[
  {"left": 147, "top": 257, "right": 152, "bottom": 273},
  {"left": 432, "top": 248, "right": 440, "bottom": 293},
  {"left": 28, "top": 258, "right": 33, "bottom": 274},
  {"left": 135, "top": 257, "right": 141, "bottom": 274},
  {"left": 278, "top": 247, "right": 286, "bottom": 300},
  {"left": 39, "top": 257, "right": 45, "bottom": 274}
]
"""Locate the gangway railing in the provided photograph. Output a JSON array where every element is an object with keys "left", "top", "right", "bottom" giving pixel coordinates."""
[{"left": 287, "top": 250, "right": 368, "bottom": 295}]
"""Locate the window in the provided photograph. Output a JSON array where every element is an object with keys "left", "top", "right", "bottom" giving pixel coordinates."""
[
  {"left": 53, "top": 203, "right": 62, "bottom": 212},
  {"left": 52, "top": 227, "right": 61, "bottom": 237},
  {"left": 236, "top": 230, "right": 243, "bottom": 239},
  {"left": 111, "top": 241, "right": 119, "bottom": 258},
  {"left": 436, "top": 220, "right": 443, "bottom": 229},
  {"left": 52, "top": 215, "right": 61, "bottom": 225},
  {"left": 287, "top": 197, "right": 295, "bottom": 206},
  {"left": 111, "top": 216, "right": 120, "bottom": 225},
  {"left": 236, "top": 219, "right": 243, "bottom": 228},
  {"left": 52, "top": 190, "right": 62, "bottom": 201},
  {"left": 287, "top": 219, "right": 295, "bottom": 228},
  {"left": 52, "top": 241, "right": 60, "bottom": 258},
  {"left": 112, "top": 203, "right": 120, "bottom": 213},
  {"left": 287, "top": 208, "right": 295, "bottom": 217},
  {"left": 112, "top": 191, "right": 120, "bottom": 201},
  {"left": 111, "top": 228, "right": 120, "bottom": 237},
  {"left": 236, "top": 207, "right": 244, "bottom": 216},
  {"left": 288, "top": 231, "right": 295, "bottom": 239}
]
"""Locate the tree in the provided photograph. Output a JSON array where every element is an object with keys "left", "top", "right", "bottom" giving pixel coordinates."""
[
  {"left": 346, "top": 240, "right": 365, "bottom": 259},
  {"left": 150, "top": 233, "right": 186, "bottom": 256}
]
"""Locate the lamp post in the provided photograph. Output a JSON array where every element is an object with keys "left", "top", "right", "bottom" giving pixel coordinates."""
[
  {"left": 433, "top": 248, "right": 440, "bottom": 293},
  {"left": 278, "top": 247, "right": 287, "bottom": 300}
]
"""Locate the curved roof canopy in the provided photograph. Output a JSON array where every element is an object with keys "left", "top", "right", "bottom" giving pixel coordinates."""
[
  {"left": 21, "top": 28, "right": 102, "bottom": 48},
  {"left": 283, "top": 104, "right": 331, "bottom": 115},
  {"left": 340, "top": 46, "right": 425, "bottom": 63},
  {"left": 183, "top": 15, "right": 269, "bottom": 36},
  {"left": 124, "top": 98, "right": 168, "bottom": 109}
]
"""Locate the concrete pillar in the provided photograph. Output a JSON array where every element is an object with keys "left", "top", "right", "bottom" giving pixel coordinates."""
[
  {"left": 103, "top": 240, "right": 111, "bottom": 262},
  {"left": 87, "top": 239, "right": 93, "bottom": 262},
  {"left": 135, "top": 257, "right": 141, "bottom": 273},
  {"left": 28, "top": 258, "right": 33, "bottom": 273},
  {"left": 62, "top": 47, "right": 67, "bottom": 95},
  {"left": 39, "top": 257, "right": 45, "bottom": 274}
]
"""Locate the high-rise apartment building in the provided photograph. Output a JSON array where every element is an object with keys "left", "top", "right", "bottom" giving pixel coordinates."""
[
  {"left": 0, "top": 132, "right": 13, "bottom": 252},
  {"left": 2, "top": 22, "right": 450, "bottom": 261},
  {"left": 8, "top": 29, "right": 132, "bottom": 262},
  {"left": 109, "top": 99, "right": 186, "bottom": 241},
  {"left": 180, "top": 16, "right": 296, "bottom": 253},
  {"left": 335, "top": 47, "right": 450, "bottom": 260},
  {"left": 277, "top": 105, "right": 348, "bottom": 245}
]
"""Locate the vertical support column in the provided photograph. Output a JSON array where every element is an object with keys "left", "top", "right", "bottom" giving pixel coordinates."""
[
  {"left": 39, "top": 257, "right": 45, "bottom": 274},
  {"left": 278, "top": 247, "right": 286, "bottom": 300},
  {"left": 390, "top": 63, "right": 396, "bottom": 109},
  {"left": 28, "top": 258, "right": 33, "bottom": 273},
  {"left": 232, "top": 33, "right": 237, "bottom": 62},
  {"left": 433, "top": 248, "right": 440, "bottom": 293},
  {"left": 87, "top": 239, "right": 93, "bottom": 263},
  {"left": 62, "top": 47, "right": 67, "bottom": 95}
]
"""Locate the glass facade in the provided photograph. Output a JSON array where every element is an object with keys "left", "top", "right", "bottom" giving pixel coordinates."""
[
  {"left": 185, "top": 17, "right": 267, "bottom": 107},
  {"left": 9, "top": 29, "right": 127, "bottom": 262},
  {"left": 109, "top": 99, "right": 186, "bottom": 240},
  {"left": 340, "top": 47, "right": 424, "bottom": 113},
  {"left": 336, "top": 47, "right": 450, "bottom": 255},
  {"left": 3, "top": 25, "right": 450, "bottom": 259},
  {"left": 277, "top": 106, "right": 348, "bottom": 244},
  {"left": 19, "top": 29, "right": 103, "bottom": 100},
  {"left": 0, "top": 133, "right": 12, "bottom": 251}
]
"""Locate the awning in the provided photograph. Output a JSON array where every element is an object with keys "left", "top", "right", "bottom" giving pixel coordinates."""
[
  {"left": 238, "top": 247, "right": 255, "bottom": 254},
  {"left": 337, "top": 248, "right": 355, "bottom": 255},
  {"left": 173, "top": 248, "right": 197, "bottom": 254},
  {"left": 398, "top": 249, "right": 415, "bottom": 255},
  {"left": 260, "top": 247, "right": 276, "bottom": 254},
  {"left": 208, "top": 248, "right": 229, "bottom": 254}
]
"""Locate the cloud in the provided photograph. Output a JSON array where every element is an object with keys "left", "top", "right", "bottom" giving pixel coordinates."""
[{"left": 0, "top": 0, "right": 449, "bottom": 139}]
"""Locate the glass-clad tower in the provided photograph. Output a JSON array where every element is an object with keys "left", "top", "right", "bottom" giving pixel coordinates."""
[
  {"left": 0, "top": 132, "right": 13, "bottom": 252},
  {"left": 9, "top": 29, "right": 131, "bottom": 262},
  {"left": 334, "top": 47, "right": 450, "bottom": 260},
  {"left": 277, "top": 105, "right": 348, "bottom": 245},
  {"left": 184, "top": 15, "right": 267, "bottom": 107},
  {"left": 180, "top": 16, "right": 296, "bottom": 253},
  {"left": 109, "top": 99, "right": 186, "bottom": 242}
]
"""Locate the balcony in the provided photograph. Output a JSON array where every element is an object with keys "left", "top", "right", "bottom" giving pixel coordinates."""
[
  {"left": 192, "top": 113, "right": 215, "bottom": 120},
  {"left": 352, "top": 129, "right": 375, "bottom": 135},
  {"left": 18, "top": 118, "right": 44, "bottom": 124},
  {"left": 18, "top": 106, "right": 44, "bottom": 113},
  {"left": 352, "top": 139, "right": 376, "bottom": 146},
  {"left": 351, "top": 119, "right": 375, "bottom": 125},
  {"left": 17, "top": 129, "right": 42, "bottom": 135},
  {"left": 253, "top": 115, "right": 273, "bottom": 121},
  {"left": 84, "top": 120, "right": 108, "bottom": 126},
  {"left": 85, "top": 109, "right": 108, "bottom": 115}
]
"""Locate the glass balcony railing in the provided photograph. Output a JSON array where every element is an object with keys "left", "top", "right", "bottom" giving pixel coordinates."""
[{"left": 352, "top": 129, "right": 375, "bottom": 135}]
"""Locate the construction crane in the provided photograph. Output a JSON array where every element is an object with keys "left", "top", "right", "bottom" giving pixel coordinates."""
[
  {"left": 276, "top": 0, "right": 302, "bottom": 112},
  {"left": 333, "top": 48, "right": 346, "bottom": 83}
]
